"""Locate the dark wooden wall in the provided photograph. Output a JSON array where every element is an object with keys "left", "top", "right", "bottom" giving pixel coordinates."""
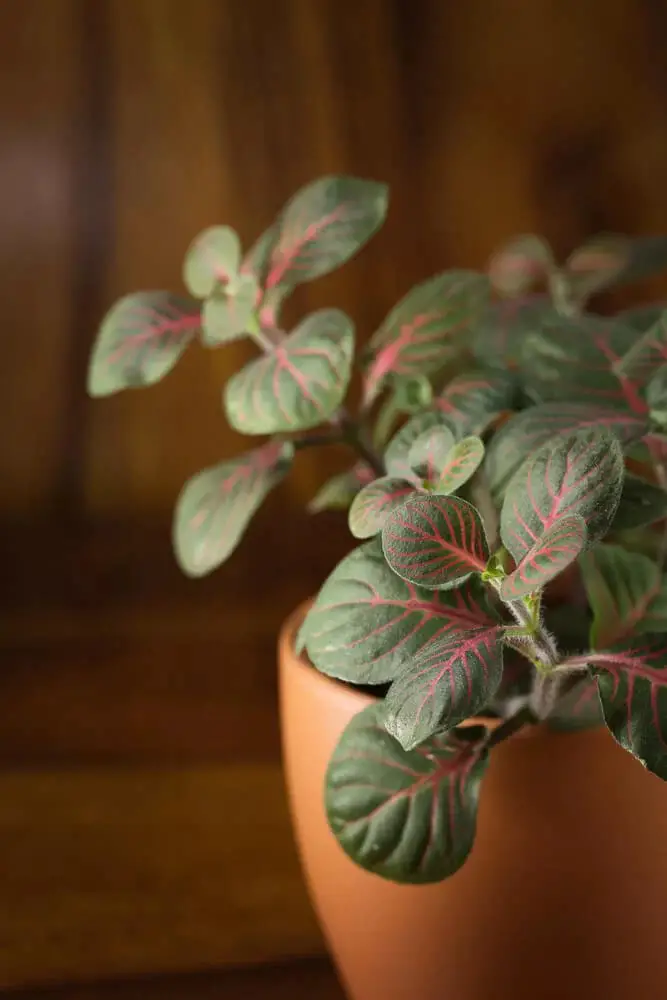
[{"left": 2, "top": 0, "right": 667, "bottom": 988}]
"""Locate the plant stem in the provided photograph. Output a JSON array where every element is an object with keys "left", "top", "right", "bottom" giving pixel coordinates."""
[
  {"left": 336, "top": 410, "right": 385, "bottom": 477},
  {"left": 501, "top": 592, "right": 559, "bottom": 671},
  {"left": 485, "top": 704, "right": 536, "bottom": 750}
]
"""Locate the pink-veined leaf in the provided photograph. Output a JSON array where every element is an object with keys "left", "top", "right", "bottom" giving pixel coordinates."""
[
  {"left": 433, "top": 437, "right": 485, "bottom": 495},
  {"left": 472, "top": 295, "right": 555, "bottom": 368},
  {"left": 264, "top": 175, "right": 387, "bottom": 291},
  {"left": 382, "top": 494, "right": 489, "bottom": 591},
  {"left": 433, "top": 368, "right": 517, "bottom": 437},
  {"left": 383, "top": 626, "right": 503, "bottom": 750},
  {"left": 567, "top": 635, "right": 667, "bottom": 780},
  {"left": 297, "top": 540, "right": 500, "bottom": 684},
  {"left": 579, "top": 544, "right": 667, "bottom": 646},
  {"left": 348, "top": 476, "right": 417, "bottom": 539},
  {"left": 519, "top": 313, "right": 646, "bottom": 414},
  {"left": 409, "top": 428, "right": 484, "bottom": 495},
  {"left": 223, "top": 308, "right": 354, "bottom": 434},
  {"left": 384, "top": 410, "right": 455, "bottom": 479},
  {"left": 484, "top": 402, "right": 645, "bottom": 503},
  {"left": 547, "top": 675, "right": 603, "bottom": 732},
  {"left": 611, "top": 473, "right": 667, "bottom": 533},
  {"left": 562, "top": 234, "right": 630, "bottom": 305},
  {"left": 488, "top": 234, "right": 554, "bottom": 297},
  {"left": 363, "top": 271, "right": 490, "bottom": 406},
  {"left": 182, "top": 225, "right": 241, "bottom": 299},
  {"left": 172, "top": 440, "right": 293, "bottom": 577},
  {"left": 499, "top": 515, "right": 587, "bottom": 602},
  {"left": 308, "top": 462, "right": 374, "bottom": 514},
  {"left": 201, "top": 273, "right": 260, "bottom": 346},
  {"left": 325, "top": 703, "right": 489, "bottom": 883},
  {"left": 408, "top": 426, "right": 456, "bottom": 480},
  {"left": 499, "top": 429, "right": 624, "bottom": 563},
  {"left": 87, "top": 291, "right": 201, "bottom": 397}
]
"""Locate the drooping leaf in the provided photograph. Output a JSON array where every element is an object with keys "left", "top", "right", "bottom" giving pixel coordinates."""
[
  {"left": 325, "top": 703, "right": 489, "bottom": 883},
  {"left": 579, "top": 544, "right": 667, "bottom": 646},
  {"left": 224, "top": 308, "right": 354, "bottom": 434},
  {"left": 499, "top": 429, "right": 624, "bottom": 563},
  {"left": 611, "top": 473, "right": 667, "bottom": 532},
  {"left": 488, "top": 235, "right": 554, "bottom": 297},
  {"left": 408, "top": 426, "right": 456, "bottom": 480},
  {"left": 433, "top": 368, "right": 518, "bottom": 437},
  {"left": 182, "top": 225, "right": 241, "bottom": 299},
  {"left": 614, "top": 310, "right": 667, "bottom": 385},
  {"left": 382, "top": 494, "right": 489, "bottom": 590},
  {"left": 384, "top": 410, "right": 454, "bottom": 479},
  {"left": 264, "top": 176, "right": 388, "bottom": 291},
  {"left": 348, "top": 476, "right": 416, "bottom": 539},
  {"left": 484, "top": 402, "right": 645, "bottom": 503},
  {"left": 519, "top": 313, "right": 645, "bottom": 414},
  {"left": 201, "top": 274, "right": 260, "bottom": 346},
  {"left": 499, "top": 515, "right": 587, "bottom": 602},
  {"left": 383, "top": 627, "right": 503, "bottom": 749},
  {"left": 547, "top": 675, "right": 603, "bottom": 732},
  {"left": 561, "top": 234, "right": 630, "bottom": 305},
  {"left": 298, "top": 541, "right": 499, "bottom": 684},
  {"left": 647, "top": 364, "right": 667, "bottom": 427},
  {"left": 472, "top": 295, "right": 555, "bottom": 368},
  {"left": 87, "top": 292, "right": 200, "bottom": 397},
  {"left": 172, "top": 440, "right": 293, "bottom": 577},
  {"left": 363, "top": 271, "right": 490, "bottom": 405},
  {"left": 576, "top": 635, "right": 667, "bottom": 780},
  {"left": 308, "top": 462, "right": 373, "bottom": 513}
]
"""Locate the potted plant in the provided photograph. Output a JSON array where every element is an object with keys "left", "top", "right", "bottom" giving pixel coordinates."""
[{"left": 88, "top": 177, "right": 667, "bottom": 1000}]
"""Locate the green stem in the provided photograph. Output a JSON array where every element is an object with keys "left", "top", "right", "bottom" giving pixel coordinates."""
[{"left": 337, "top": 411, "right": 385, "bottom": 477}]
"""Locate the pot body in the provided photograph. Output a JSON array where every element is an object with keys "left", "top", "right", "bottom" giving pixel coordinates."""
[{"left": 279, "top": 604, "right": 667, "bottom": 1000}]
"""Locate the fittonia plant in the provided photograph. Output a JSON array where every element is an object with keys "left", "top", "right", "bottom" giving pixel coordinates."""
[{"left": 88, "top": 176, "right": 667, "bottom": 885}]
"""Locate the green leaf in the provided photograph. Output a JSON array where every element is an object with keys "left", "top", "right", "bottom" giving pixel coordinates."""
[
  {"left": 382, "top": 494, "right": 489, "bottom": 590},
  {"left": 384, "top": 410, "right": 455, "bottom": 479},
  {"left": 409, "top": 429, "right": 484, "bottom": 495},
  {"left": 579, "top": 544, "right": 667, "bottom": 646},
  {"left": 265, "top": 176, "right": 388, "bottom": 291},
  {"left": 611, "top": 473, "right": 667, "bottom": 532},
  {"left": 308, "top": 463, "right": 373, "bottom": 513},
  {"left": 488, "top": 234, "right": 554, "bottom": 297},
  {"left": 472, "top": 295, "right": 555, "bottom": 368},
  {"left": 172, "top": 440, "right": 293, "bottom": 577},
  {"left": 87, "top": 292, "right": 200, "bottom": 397},
  {"left": 647, "top": 364, "right": 667, "bottom": 427},
  {"left": 408, "top": 426, "right": 456, "bottom": 479},
  {"left": 561, "top": 234, "right": 630, "bottom": 304},
  {"left": 384, "top": 627, "right": 503, "bottom": 749},
  {"left": 433, "top": 368, "right": 518, "bottom": 437},
  {"left": 325, "top": 704, "right": 488, "bottom": 883},
  {"left": 519, "top": 313, "right": 644, "bottom": 413},
  {"left": 363, "top": 271, "right": 490, "bottom": 405},
  {"left": 348, "top": 477, "right": 416, "bottom": 539},
  {"left": 603, "top": 236, "right": 667, "bottom": 290},
  {"left": 614, "top": 310, "right": 667, "bottom": 385},
  {"left": 434, "top": 437, "right": 485, "bottom": 495},
  {"left": 499, "top": 429, "right": 624, "bottom": 563},
  {"left": 617, "top": 303, "right": 666, "bottom": 335},
  {"left": 547, "top": 676, "right": 603, "bottom": 732},
  {"left": 240, "top": 223, "right": 279, "bottom": 284},
  {"left": 298, "top": 541, "right": 498, "bottom": 684},
  {"left": 223, "top": 308, "right": 354, "bottom": 434},
  {"left": 581, "top": 635, "right": 667, "bottom": 780},
  {"left": 484, "top": 403, "right": 645, "bottom": 503},
  {"left": 182, "top": 225, "right": 241, "bottom": 299},
  {"left": 499, "top": 515, "right": 587, "bottom": 602},
  {"left": 201, "top": 274, "right": 259, "bottom": 346}
]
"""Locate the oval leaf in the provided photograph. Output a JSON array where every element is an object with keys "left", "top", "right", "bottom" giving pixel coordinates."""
[
  {"left": 363, "top": 271, "right": 490, "bottom": 405},
  {"left": 382, "top": 494, "right": 489, "bottom": 591},
  {"left": 87, "top": 292, "right": 200, "bottom": 397},
  {"left": 434, "top": 368, "right": 518, "bottom": 437},
  {"left": 384, "top": 411, "right": 455, "bottom": 479},
  {"left": 500, "top": 515, "right": 587, "bottom": 602},
  {"left": 201, "top": 274, "right": 259, "bottom": 346},
  {"left": 348, "top": 477, "right": 416, "bottom": 540},
  {"left": 384, "top": 627, "right": 503, "bottom": 750},
  {"left": 308, "top": 462, "right": 373, "bottom": 514},
  {"left": 488, "top": 234, "right": 554, "bottom": 297},
  {"left": 485, "top": 402, "right": 646, "bottom": 503},
  {"left": 182, "top": 225, "right": 241, "bottom": 299},
  {"left": 611, "top": 473, "right": 667, "bottom": 532},
  {"left": 326, "top": 704, "right": 489, "bottom": 884},
  {"left": 500, "top": 429, "right": 624, "bottom": 562},
  {"left": 173, "top": 440, "right": 292, "bottom": 577},
  {"left": 408, "top": 426, "right": 456, "bottom": 481},
  {"left": 298, "top": 541, "right": 499, "bottom": 684},
  {"left": 265, "top": 175, "right": 388, "bottom": 291},
  {"left": 579, "top": 544, "right": 667, "bottom": 646},
  {"left": 614, "top": 311, "right": 667, "bottom": 385},
  {"left": 472, "top": 295, "right": 555, "bottom": 368},
  {"left": 562, "top": 234, "right": 630, "bottom": 304},
  {"left": 434, "top": 437, "right": 485, "bottom": 495},
  {"left": 224, "top": 308, "right": 354, "bottom": 434}
]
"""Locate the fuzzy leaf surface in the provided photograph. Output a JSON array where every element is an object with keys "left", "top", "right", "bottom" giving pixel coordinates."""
[
  {"left": 87, "top": 292, "right": 200, "bottom": 396},
  {"left": 611, "top": 474, "right": 667, "bottom": 533},
  {"left": 579, "top": 544, "right": 667, "bottom": 646},
  {"left": 326, "top": 704, "right": 488, "bottom": 883},
  {"left": 499, "top": 515, "right": 587, "bottom": 601},
  {"left": 384, "top": 627, "right": 503, "bottom": 749},
  {"left": 173, "top": 440, "right": 292, "bottom": 577},
  {"left": 408, "top": 426, "right": 456, "bottom": 481},
  {"left": 382, "top": 494, "right": 489, "bottom": 590},
  {"left": 500, "top": 429, "right": 624, "bottom": 562},
  {"left": 224, "top": 308, "right": 353, "bottom": 433},
  {"left": 348, "top": 477, "right": 416, "bottom": 539},
  {"left": 298, "top": 541, "right": 498, "bottom": 684}
]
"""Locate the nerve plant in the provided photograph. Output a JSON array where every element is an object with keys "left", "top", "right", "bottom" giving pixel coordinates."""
[{"left": 88, "top": 176, "right": 667, "bottom": 885}]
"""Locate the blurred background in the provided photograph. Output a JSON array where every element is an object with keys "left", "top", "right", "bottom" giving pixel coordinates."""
[{"left": 2, "top": 0, "right": 667, "bottom": 996}]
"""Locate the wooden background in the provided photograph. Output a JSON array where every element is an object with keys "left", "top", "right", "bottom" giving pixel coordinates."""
[{"left": 2, "top": 0, "right": 667, "bottom": 990}]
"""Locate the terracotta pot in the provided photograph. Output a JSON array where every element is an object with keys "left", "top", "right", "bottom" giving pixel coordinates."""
[{"left": 279, "top": 602, "right": 667, "bottom": 1000}]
